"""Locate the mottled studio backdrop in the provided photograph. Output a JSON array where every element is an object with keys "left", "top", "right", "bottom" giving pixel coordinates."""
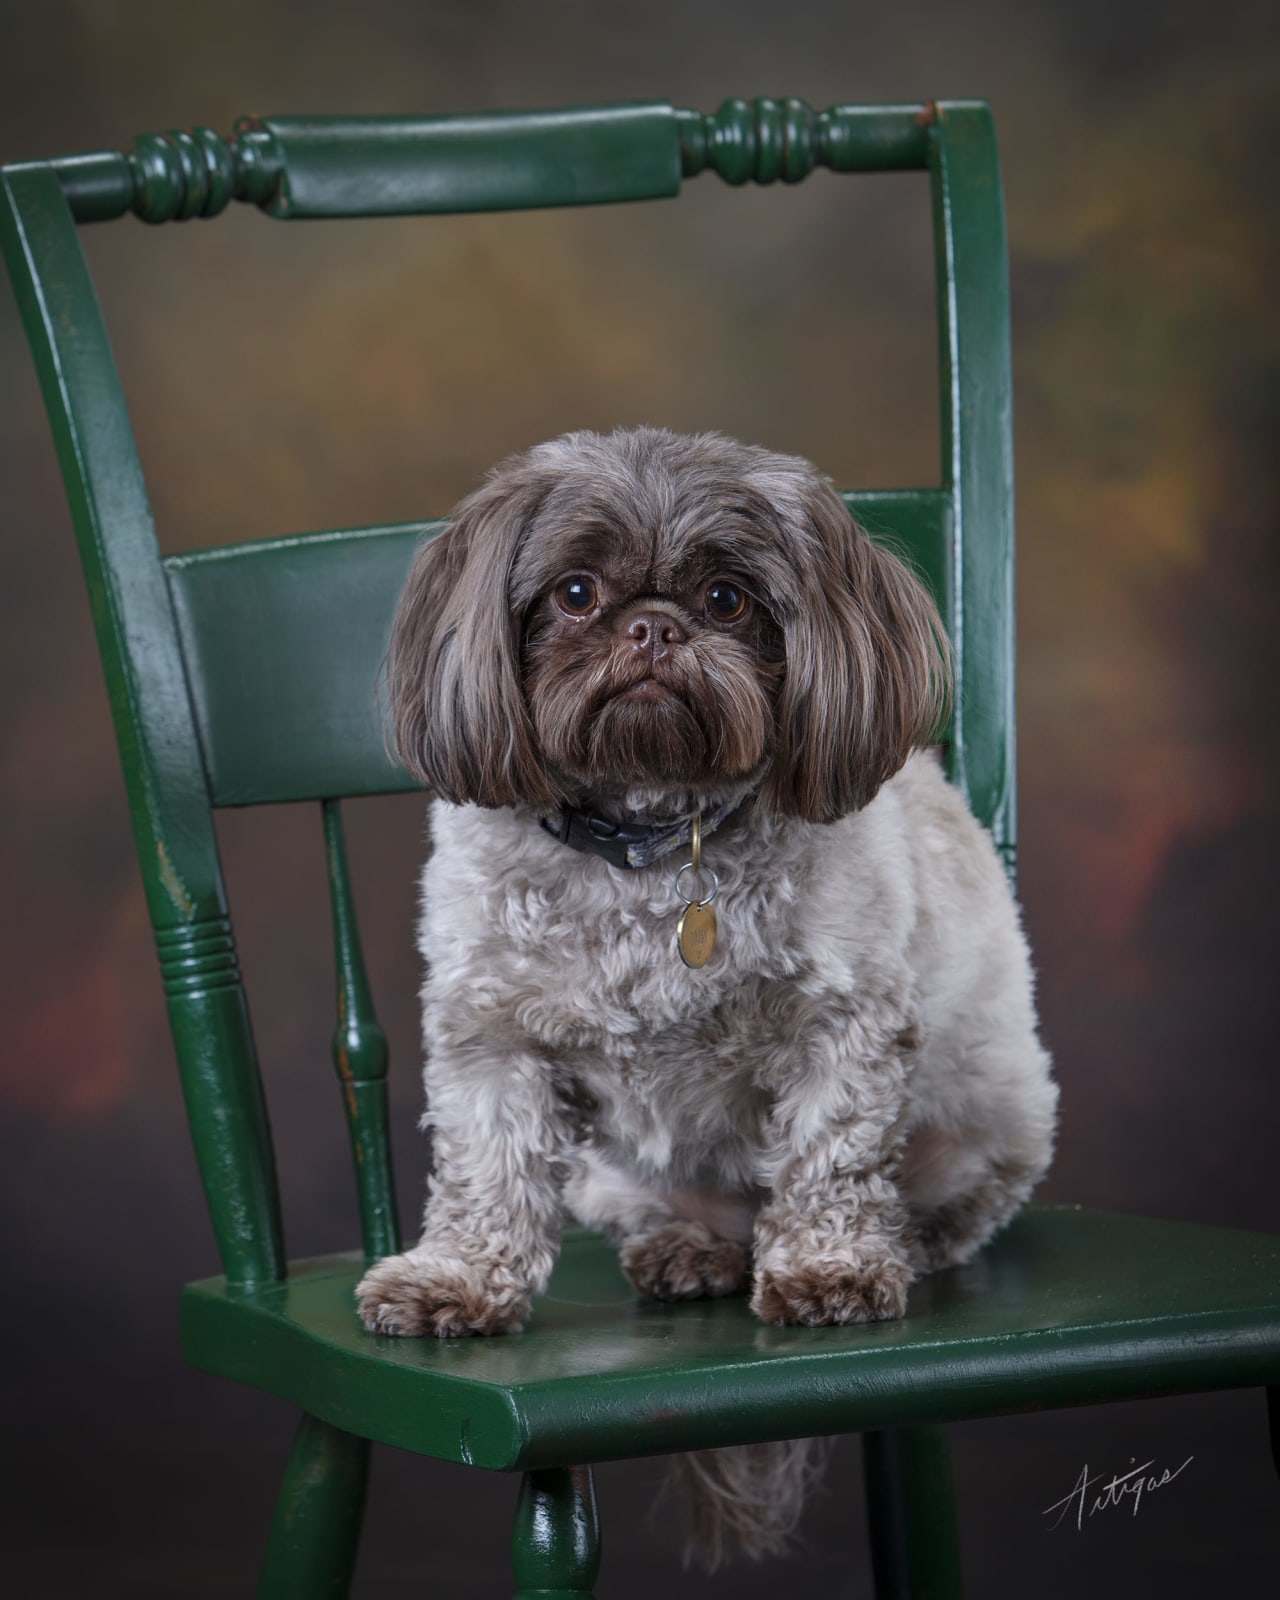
[{"left": 2, "top": 2, "right": 1277, "bottom": 1596}]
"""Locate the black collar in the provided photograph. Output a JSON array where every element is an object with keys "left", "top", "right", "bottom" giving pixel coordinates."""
[{"left": 538, "top": 794, "right": 749, "bottom": 871}]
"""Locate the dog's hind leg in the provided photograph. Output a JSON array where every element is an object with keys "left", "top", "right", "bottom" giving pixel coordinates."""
[
  {"left": 898, "top": 1120, "right": 1054, "bottom": 1274},
  {"left": 905, "top": 1155, "right": 1043, "bottom": 1272},
  {"left": 564, "top": 1148, "right": 750, "bottom": 1301}
]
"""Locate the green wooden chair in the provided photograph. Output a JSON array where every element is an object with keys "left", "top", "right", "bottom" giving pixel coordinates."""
[{"left": 3, "top": 97, "right": 1277, "bottom": 1599}]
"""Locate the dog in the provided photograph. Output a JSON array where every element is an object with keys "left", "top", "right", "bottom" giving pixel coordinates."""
[{"left": 355, "top": 426, "right": 1057, "bottom": 1563}]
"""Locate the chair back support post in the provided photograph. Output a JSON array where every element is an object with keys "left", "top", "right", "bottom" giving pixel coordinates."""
[
  {"left": 322, "top": 799, "right": 402, "bottom": 1262},
  {"left": 0, "top": 164, "right": 285, "bottom": 1290},
  {"left": 926, "top": 103, "right": 1016, "bottom": 874}
]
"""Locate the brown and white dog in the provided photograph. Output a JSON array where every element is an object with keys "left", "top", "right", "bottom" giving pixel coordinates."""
[{"left": 356, "top": 427, "right": 1057, "bottom": 1562}]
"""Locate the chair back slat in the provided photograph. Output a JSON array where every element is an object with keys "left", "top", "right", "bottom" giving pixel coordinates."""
[
  {"left": 164, "top": 526, "right": 431, "bottom": 807},
  {"left": 322, "top": 800, "right": 402, "bottom": 1262},
  {"left": 162, "top": 488, "right": 954, "bottom": 813}
]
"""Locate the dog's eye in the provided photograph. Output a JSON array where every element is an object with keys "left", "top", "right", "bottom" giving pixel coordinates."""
[
  {"left": 705, "top": 581, "right": 750, "bottom": 623},
  {"left": 555, "top": 575, "right": 599, "bottom": 617}
]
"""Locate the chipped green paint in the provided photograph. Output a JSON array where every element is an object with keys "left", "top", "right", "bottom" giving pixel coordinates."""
[{"left": 155, "top": 839, "right": 195, "bottom": 920}]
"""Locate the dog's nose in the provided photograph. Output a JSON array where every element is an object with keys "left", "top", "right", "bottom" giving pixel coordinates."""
[{"left": 626, "top": 610, "right": 687, "bottom": 663}]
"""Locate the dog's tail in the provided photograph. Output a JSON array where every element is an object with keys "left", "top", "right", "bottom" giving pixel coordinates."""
[{"left": 663, "top": 1437, "right": 832, "bottom": 1569}]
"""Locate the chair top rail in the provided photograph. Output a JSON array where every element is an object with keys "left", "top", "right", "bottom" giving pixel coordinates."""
[{"left": 3, "top": 98, "right": 952, "bottom": 225}]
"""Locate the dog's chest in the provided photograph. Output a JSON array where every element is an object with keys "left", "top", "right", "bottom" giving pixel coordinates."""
[
  {"left": 474, "top": 844, "right": 806, "bottom": 1040},
  {"left": 421, "top": 803, "right": 859, "bottom": 1165},
  {"left": 499, "top": 872, "right": 812, "bottom": 1179},
  {"left": 562, "top": 987, "right": 780, "bottom": 1181},
  {"left": 427, "top": 831, "right": 809, "bottom": 1173}
]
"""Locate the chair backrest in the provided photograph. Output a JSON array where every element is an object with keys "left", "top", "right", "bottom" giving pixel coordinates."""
[{"left": 1, "top": 97, "right": 1014, "bottom": 1291}]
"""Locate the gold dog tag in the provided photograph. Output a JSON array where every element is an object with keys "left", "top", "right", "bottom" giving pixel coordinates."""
[
  {"left": 677, "top": 900, "right": 717, "bottom": 968},
  {"left": 675, "top": 811, "right": 718, "bottom": 968}
]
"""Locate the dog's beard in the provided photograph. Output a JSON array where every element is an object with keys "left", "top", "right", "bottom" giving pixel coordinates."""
[{"left": 525, "top": 633, "right": 775, "bottom": 795}]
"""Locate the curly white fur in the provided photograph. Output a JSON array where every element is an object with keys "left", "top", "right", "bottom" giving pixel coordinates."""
[{"left": 354, "top": 428, "right": 1057, "bottom": 1563}]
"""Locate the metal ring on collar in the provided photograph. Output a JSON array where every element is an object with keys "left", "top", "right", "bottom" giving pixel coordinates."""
[{"left": 676, "top": 861, "right": 719, "bottom": 908}]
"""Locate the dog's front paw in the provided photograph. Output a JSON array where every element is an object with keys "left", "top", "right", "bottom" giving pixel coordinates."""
[
  {"left": 621, "top": 1220, "right": 749, "bottom": 1301},
  {"left": 355, "top": 1251, "right": 530, "bottom": 1338},
  {"left": 750, "top": 1244, "right": 914, "bottom": 1327}
]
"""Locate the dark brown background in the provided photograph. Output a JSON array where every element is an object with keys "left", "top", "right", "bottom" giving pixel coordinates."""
[{"left": 2, "top": 2, "right": 1277, "bottom": 1595}]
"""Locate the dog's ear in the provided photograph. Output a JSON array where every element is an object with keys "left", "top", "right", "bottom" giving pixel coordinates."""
[
  {"left": 762, "top": 472, "right": 951, "bottom": 822},
  {"left": 387, "top": 459, "right": 557, "bottom": 809}
]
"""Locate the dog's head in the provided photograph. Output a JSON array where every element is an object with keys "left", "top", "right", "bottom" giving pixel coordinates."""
[{"left": 388, "top": 428, "right": 949, "bottom": 823}]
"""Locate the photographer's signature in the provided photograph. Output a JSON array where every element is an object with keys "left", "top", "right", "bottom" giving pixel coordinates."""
[{"left": 1043, "top": 1455, "right": 1194, "bottom": 1531}]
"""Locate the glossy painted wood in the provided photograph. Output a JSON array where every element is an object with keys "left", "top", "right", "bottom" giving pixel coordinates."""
[
  {"left": 180, "top": 1209, "right": 1280, "bottom": 1473},
  {"left": 928, "top": 103, "right": 1016, "bottom": 873},
  {"left": 322, "top": 801, "right": 401, "bottom": 1263},
  {"left": 17, "top": 100, "right": 946, "bottom": 226},
  {"left": 864, "top": 1427, "right": 963, "bottom": 1600},
  {"left": 258, "top": 1414, "right": 370, "bottom": 1599},
  {"left": 164, "top": 524, "right": 429, "bottom": 806},
  {"left": 0, "top": 162, "right": 285, "bottom": 1291},
  {"left": 678, "top": 97, "right": 932, "bottom": 181},
  {"left": 511, "top": 1467, "right": 600, "bottom": 1599},
  {"left": 241, "top": 106, "right": 681, "bottom": 218}
]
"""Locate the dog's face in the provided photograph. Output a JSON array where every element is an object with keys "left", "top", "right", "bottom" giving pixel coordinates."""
[
  {"left": 388, "top": 428, "right": 949, "bottom": 822},
  {"left": 514, "top": 446, "right": 787, "bottom": 801}
]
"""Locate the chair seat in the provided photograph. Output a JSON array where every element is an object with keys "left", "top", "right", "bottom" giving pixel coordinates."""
[{"left": 181, "top": 1204, "right": 1280, "bottom": 1472}]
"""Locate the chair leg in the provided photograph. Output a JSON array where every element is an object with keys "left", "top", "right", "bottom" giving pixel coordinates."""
[
  {"left": 863, "top": 1425, "right": 964, "bottom": 1600},
  {"left": 511, "top": 1466, "right": 601, "bottom": 1599},
  {"left": 257, "top": 1412, "right": 370, "bottom": 1600}
]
